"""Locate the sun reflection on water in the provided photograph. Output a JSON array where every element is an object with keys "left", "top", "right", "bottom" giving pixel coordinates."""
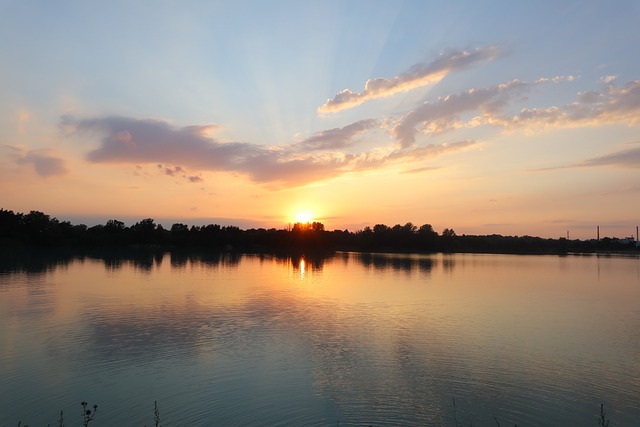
[{"left": 299, "top": 257, "right": 305, "bottom": 280}]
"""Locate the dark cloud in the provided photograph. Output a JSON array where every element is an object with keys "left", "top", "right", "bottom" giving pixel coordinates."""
[
  {"left": 163, "top": 165, "right": 185, "bottom": 176},
  {"left": 155, "top": 164, "right": 204, "bottom": 184},
  {"left": 318, "top": 45, "right": 503, "bottom": 114}
]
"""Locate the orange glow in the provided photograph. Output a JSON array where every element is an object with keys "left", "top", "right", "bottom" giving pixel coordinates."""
[{"left": 294, "top": 211, "right": 313, "bottom": 223}]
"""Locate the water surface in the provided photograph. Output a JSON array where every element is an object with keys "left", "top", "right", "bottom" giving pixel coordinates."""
[{"left": 1, "top": 250, "right": 638, "bottom": 426}]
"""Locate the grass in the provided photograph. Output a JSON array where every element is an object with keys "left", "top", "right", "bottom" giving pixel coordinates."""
[
  {"left": 8, "top": 402, "right": 98, "bottom": 427},
  {"left": 6, "top": 400, "right": 612, "bottom": 426},
  {"left": 599, "top": 403, "right": 610, "bottom": 427}
]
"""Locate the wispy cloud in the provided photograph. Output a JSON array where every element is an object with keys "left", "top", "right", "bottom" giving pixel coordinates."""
[
  {"left": 161, "top": 164, "right": 185, "bottom": 176},
  {"left": 156, "top": 164, "right": 203, "bottom": 183},
  {"left": 392, "top": 75, "right": 640, "bottom": 148},
  {"left": 580, "top": 145, "right": 640, "bottom": 168},
  {"left": 393, "top": 79, "right": 534, "bottom": 147},
  {"left": 298, "top": 119, "right": 378, "bottom": 151},
  {"left": 489, "top": 77, "right": 640, "bottom": 130},
  {"left": 62, "top": 115, "right": 351, "bottom": 187},
  {"left": 17, "top": 110, "right": 30, "bottom": 135},
  {"left": 62, "top": 115, "right": 475, "bottom": 187},
  {"left": 400, "top": 165, "right": 441, "bottom": 175},
  {"left": 5, "top": 145, "right": 68, "bottom": 177},
  {"left": 318, "top": 46, "right": 502, "bottom": 114},
  {"left": 354, "top": 140, "right": 479, "bottom": 170},
  {"left": 59, "top": 75, "right": 636, "bottom": 186},
  {"left": 530, "top": 142, "right": 640, "bottom": 172}
]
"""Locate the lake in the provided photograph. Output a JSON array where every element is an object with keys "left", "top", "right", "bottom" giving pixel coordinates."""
[{"left": 1, "top": 249, "right": 638, "bottom": 426}]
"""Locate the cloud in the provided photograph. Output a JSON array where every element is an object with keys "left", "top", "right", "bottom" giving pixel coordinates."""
[
  {"left": 6, "top": 146, "right": 68, "bottom": 177},
  {"left": 18, "top": 110, "right": 30, "bottom": 135},
  {"left": 393, "top": 79, "right": 532, "bottom": 147},
  {"left": 318, "top": 46, "right": 502, "bottom": 114},
  {"left": 63, "top": 115, "right": 477, "bottom": 187},
  {"left": 161, "top": 165, "right": 185, "bottom": 176},
  {"left": 384, "top": 139, "right": 478, "bottom": 163},
  {"left": 155, "top": 164, "right": 204, "bottom": 183},
  {"left": 298, "top": 119, "right": 378, "bottom": 151},
  {"left": 354, "top": 140, "right": 479, "bottom": 170},
  {"left": 62, "top": 115, "right": 355, "bottom": 186},
  {"left": 529, "top": 142, "right": 640, "bottom": 172},
  {"left": 492, "top": 78, "right": 640, "bottom": 129},
  {"left": 400, "top": 166, "right": 441, "bottom": 175},
  {"left": 392, "top": 75, "right": 640, "bottom": 147},
  {"left": 580, "top": 145, "right": 640, "bottom": 168}
]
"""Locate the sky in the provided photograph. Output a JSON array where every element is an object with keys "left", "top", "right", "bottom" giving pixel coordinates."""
[{"left": 1, "top": 0, "right": 640, "bottom": 239}]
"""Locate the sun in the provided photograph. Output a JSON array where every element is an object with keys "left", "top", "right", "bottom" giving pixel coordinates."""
[{"left": 294, "top": 211, "right": 313, "bottom": 223}]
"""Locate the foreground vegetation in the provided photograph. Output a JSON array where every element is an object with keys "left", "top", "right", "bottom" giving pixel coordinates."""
[
  {"left": 1, "top": 208, "right": 638, "bottom": 255},
  {"left": 6, "top": 400, "right": 612, "bottom": 426}
]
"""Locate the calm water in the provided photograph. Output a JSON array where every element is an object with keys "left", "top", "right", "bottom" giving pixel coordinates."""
[{"left": 0, "top": 250, "right": 639, "bottom": 426}]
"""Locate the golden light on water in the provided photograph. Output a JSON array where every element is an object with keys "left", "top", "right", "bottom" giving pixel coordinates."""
[{"left": 299, "top": 258, "right": 306, "bottom": 280}]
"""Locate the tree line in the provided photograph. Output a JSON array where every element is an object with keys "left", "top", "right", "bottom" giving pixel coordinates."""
[{"left": 0, "top": 208, "right": 637, "bottom": 254}]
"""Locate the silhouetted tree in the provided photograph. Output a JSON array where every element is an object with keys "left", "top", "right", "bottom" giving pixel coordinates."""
[
  {"left": 132, "top": 218, "right": 156, "bottom": 232},
  {"left": 442, "top": 228, "right": 456, "bottom": 237},
  {"left": 2, "top": 207, "right": 638, "bottom": 255},
  {"left": 171, "top": 223, "right": 189, "bottom": 233},
  {"left": 0, "top": 209, "right": 22, "bottom": 243},
  {"left": 131, "top": 218, "right": 157, "bottom": 244},
  {"left": 373, "top": 224, "right": 389, "bottom": 234},
  {"left": 292, "top": 222, "right": 309, "bottom": 232},
  {"left": 105, "top": 219, "right": 125, "bottom": 232},
  {"left": 402, "top": 222, "right": 417, "bottom": 234},
  {"left": 418, "top": 223, "right": 437, "bottom": 237}
]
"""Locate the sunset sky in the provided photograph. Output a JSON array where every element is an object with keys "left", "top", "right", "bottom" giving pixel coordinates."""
[{"left": 1, "top": 1, "right": 639, "bottom": 238}]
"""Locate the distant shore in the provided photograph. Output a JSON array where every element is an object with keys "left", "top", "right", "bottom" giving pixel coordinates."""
[{"left": 2, "top": 208, "right": 638, "bottom": 255}]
